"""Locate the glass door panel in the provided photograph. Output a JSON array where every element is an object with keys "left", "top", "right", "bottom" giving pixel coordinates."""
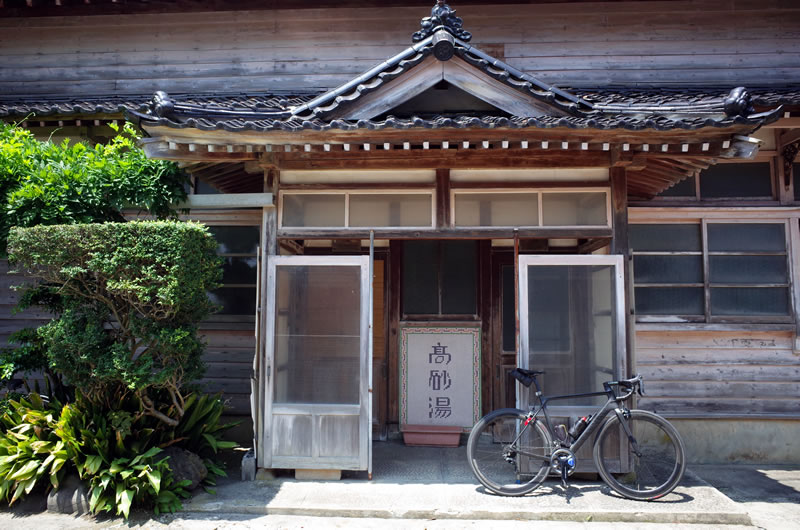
[{"left": 265, "top": 255, "right": 371, "bottom": 472}]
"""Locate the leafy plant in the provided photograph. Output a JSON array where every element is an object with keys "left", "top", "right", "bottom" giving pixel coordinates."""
[
  {"left": 55, "top": 394, "right": 191, "bottom": 518},
  {"left": 8, "top": 221, "right": 222, "bottom": 425},
  {"left": 0, "top": 121, "right": 188, "bottom": 258},
  {"left": 149, "top": 392, "right": 239, "bottom": 489},
  {"left": 0, "top": 394, "right": 69, "bottom": 504}
]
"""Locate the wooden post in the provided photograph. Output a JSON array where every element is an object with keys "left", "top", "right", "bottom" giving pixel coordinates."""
[
  {"left": 610, "top": 167, "right": 635, "bottom": 378},
  {"left": 436, "top": 168, "right": 451, "bottom": 228},
  {"left": 255, "top": 167, "right": 279, "bottom": 468}
]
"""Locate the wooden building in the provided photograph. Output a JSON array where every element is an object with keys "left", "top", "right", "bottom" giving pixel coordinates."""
[{"left": 2, "top": 1, "right": 800, "bottom": 471}]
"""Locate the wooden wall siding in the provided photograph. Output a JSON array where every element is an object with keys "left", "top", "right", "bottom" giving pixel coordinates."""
[
  {"left": 0, "top": 259, "right": 50, "bottom": 347},
  {"left": 635, "top": 328, "right": 800, "bottom": 418},
  {"left": 197, "top": 329, "right": 254, "bottom": 415},
  {"left": 2, "top": 1, "right": 800, "bottom": 97}
]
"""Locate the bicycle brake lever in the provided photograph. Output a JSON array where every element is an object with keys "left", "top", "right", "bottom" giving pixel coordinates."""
[{"left": 638, "top": 380, "right": 645, "bottom": 396}]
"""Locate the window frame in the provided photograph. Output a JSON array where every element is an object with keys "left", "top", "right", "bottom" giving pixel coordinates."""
[
  {"left": 278, "top": 189, "right": 436, "bottom": 230},
  {"left": 632, "top": 218, "right": 794, "bottom": 324},
  {"left": 450, "top": 187, "right": 611, "bottom": 229},
  {"left": 205, "top": 223, "right": 261, "bottom": 322},
  {"left": 400, "top": 240, "right": 480, "bottom": 321},
  {"left": 647, "top": 160, "right": 777, "bottom": 203}
]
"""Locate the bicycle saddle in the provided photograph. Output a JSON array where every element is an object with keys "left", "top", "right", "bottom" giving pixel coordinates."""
[{"left": 509, "top": 368, "right": 544, "bottom": 387}]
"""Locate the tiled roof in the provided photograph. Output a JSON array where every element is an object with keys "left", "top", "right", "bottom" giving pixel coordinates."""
[
  {"left": 131, "top": 111, "right": 777, "bottom": 134},
  {"left": 575, "top": 87, "right": 800, "bottom": 108},
  {"left": 0, "top": 93, "right": 319, "bottom": 119}
]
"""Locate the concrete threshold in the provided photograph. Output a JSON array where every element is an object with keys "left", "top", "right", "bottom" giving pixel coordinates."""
[{"left": 182, "top": 443, "right": 751, "bottom": 526}]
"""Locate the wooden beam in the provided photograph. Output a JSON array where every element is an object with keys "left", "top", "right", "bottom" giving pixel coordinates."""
[
  {"left": 176, "top": 193, "right": 274, "bottom": 209},
  {"left": 275, "top": 149, "right": 610, "bottom": 170},
  {"left": 278, "top": 227, "right": 613, "bottom": 240}
]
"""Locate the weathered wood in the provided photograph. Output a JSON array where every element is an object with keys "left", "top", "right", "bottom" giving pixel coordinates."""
[
  {"left": 2, "top": 3, "right": 799, "bottom": 96},
  {"left": 634, "top": 327, "right": 800, "bottom": 418},
  {"left": 639, "top": 398, "right": 800, "bottom": 417},
  {"left": 278, "top": 227, "right": 613, "bottom": 240},
  {"left": 435, "top": 168, "right": 450, "bottom": 228}
]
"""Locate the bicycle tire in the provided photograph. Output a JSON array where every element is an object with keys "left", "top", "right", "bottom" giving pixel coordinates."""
[
  {"left": 466, "top": 408, "right": 552, "bottom": 496},
  {"left": 593, "top": 409, "right": 686, "bottom": 501}
]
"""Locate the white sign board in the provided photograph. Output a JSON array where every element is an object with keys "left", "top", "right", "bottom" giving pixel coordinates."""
[{"left": 400, "top": 326, "right": 481, "bottom": 429}]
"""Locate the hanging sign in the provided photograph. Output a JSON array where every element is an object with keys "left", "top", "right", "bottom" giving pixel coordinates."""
[{"left": 400, "top": 325, "right": 481, "bottom": 430}]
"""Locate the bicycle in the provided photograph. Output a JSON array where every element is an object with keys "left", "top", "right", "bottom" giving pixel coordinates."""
[{"left": 466, "top": 368, "right": 686, "bottom": 501}]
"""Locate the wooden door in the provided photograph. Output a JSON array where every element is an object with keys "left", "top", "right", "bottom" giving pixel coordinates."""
[
  {"left": 490, "top": 251, "right": 518, "bottom": 411},
  {"left": 264, "top": 255, "right": 371, "bottom": 471}
]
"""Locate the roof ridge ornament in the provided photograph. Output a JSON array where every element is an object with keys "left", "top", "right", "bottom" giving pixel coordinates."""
[{"left": 412, "top": 1, "right": 472, "bottom": 43}]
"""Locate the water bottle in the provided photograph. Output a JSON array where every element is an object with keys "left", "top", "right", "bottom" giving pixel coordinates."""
[{"left": 568, "top": 415, "right": 592, "bottom": 440}]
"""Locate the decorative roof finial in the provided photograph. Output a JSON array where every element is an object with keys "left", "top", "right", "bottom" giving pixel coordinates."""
[{"left": 412, "top": 1, "right": 472, "bottom": 43}]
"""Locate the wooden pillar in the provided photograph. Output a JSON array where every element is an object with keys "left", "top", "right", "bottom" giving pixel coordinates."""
[
  {"left": 610, "top": 167, "right": 635, "bottom": 376},
  {"left": 255, "top": 167, "right": 278, "bottom": 467},
  {"left": 436, "top": 168, "right": 451, "bottom": 228}
]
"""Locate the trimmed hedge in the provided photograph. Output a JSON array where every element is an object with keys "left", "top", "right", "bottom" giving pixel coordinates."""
[{"left": 7, "top": 221, "right": 222, "bottom": 424}]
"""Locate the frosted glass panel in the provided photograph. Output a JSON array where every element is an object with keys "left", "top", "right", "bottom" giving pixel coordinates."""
[
  {"left": 454, "top": 193, "right": 539, "bottom": 226},
  {"left": 542, "top": 192, "right": 607, "bottom": 226},
  {"left": 274, "top": 265, "right": 361, "bottom": 404},
  {"left": 526, "top": 265, "right": 617, "bottom": 405},
  {"left": 349, "top": 194, "right": 432, "bottom": 227},
  {"left": 282, "top": 194, "right": 345, "bottom": 227}
]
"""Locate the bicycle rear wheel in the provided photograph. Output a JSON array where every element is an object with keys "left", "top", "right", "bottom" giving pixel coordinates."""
[
  {"left": 593, "top": 409, "right": 686, "bottom": 500},
  {"left": 466, "top": 408, "right": 552, "bottom": 496}
]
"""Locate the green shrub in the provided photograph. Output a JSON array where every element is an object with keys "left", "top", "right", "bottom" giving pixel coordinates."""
[
  {"left": 0, "top": 394, "right": 69, "bottom": 504},
  {"left": 8, "top": 221, "right": 222, "bottom": 425}
]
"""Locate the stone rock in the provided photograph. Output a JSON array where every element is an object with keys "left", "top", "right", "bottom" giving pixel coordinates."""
[
  {"left": 163, "top": 447, "right": 208, "bottom": 490},
  {"left": 46, "top": 474, "right": 90, "bottom": 515}
]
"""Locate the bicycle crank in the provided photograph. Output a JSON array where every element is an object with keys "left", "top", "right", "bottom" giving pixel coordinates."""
[{"left": 550, "top": 448, "right": 577, "bottom": 489}]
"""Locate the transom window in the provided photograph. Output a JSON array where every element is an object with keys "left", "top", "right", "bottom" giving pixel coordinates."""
[
  {"left": 631, "top": 222, "right": 792, "bottom": 322},
  {"left": 280, "top": 190, "right": 434, "bottom": 229},
  {"left": 452, "top": 189, "right": 609, "bottom": 227},
  {"left": 657, "top": 162, "right": 774, "bottom": 200}
]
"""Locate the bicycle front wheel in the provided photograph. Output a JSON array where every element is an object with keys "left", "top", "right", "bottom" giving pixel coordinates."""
[
  {"left": 593, "top": 409, "right": 686, "bottom": 500},
  {"left": 466, "top": 408, "right": 552, "bottom": 496}
]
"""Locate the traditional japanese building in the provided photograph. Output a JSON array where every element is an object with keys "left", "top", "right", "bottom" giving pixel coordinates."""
[{"left": 2, "top": 1, "right": 800, "bottom": 474}]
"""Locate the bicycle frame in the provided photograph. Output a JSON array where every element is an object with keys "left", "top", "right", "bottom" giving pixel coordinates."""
[{"left": 526, "top": 377, "right": 634, "bottom": 458}]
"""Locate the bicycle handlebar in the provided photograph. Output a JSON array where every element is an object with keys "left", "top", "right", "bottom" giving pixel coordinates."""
[{"left": 607, "top": 374, "right": 644, "bottom": 400}]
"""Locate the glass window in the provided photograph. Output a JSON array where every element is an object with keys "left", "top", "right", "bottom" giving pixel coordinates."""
[
  {"left": 657, "top": 176, "right": 696, "bottom": 198},
  {"left": 542, "top": 192, "right": 607, "bottom": 226},
  {"left": 282, "top": 194, "right": 345, "bottom": 227},
  {"left": 699, "top": 163, "right": 772, "bottom": 199},
  {"left": 402, "top": 240, "right": 477, "bottom": 317},
  {"left": 349, "top": 193, "right": 432, "bottom": 227},
  {"left": 207, "top": 225, "right": 260, "bottom": 316},
  {"left": 454, "top": 192, "right": 539, "bottom": 227},
  {"left": 630, "top": 222, "right": 791, "bottom": 321}
]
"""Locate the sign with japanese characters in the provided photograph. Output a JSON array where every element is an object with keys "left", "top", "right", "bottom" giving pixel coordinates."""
[{"left": 400, "top": 326, "right": 481, "bottom": 429}]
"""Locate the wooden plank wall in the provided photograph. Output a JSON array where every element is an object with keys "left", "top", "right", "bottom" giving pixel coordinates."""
[
  {"left": 0, "top": 259, "right": 50, "bottom": 349},
  {"left": 635, "top": 328, "right": 800, "bottom": 418},
  {"left": 1, "top": 1, "right": 799, "bottom": 97}
]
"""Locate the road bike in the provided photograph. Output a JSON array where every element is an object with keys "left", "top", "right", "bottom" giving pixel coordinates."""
[{"left": 466, "top": 368, "right": 686, "bottom": 500}]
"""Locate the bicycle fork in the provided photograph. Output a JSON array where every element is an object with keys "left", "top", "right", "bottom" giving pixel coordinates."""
[{"left": 614, "top": 407, "right": 643, "bottom": 458}]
